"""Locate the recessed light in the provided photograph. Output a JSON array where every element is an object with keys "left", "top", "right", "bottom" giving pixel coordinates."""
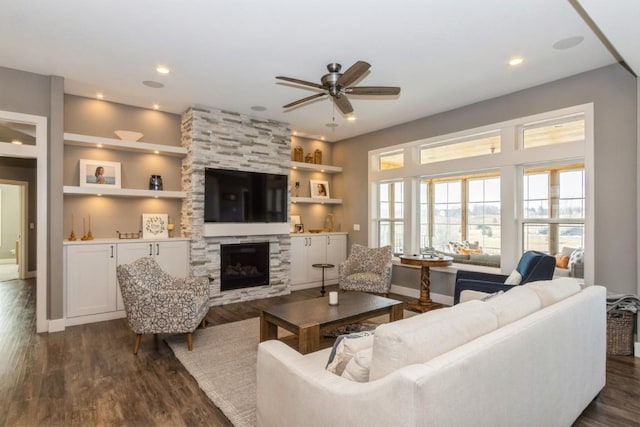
[
  {"left": 251, "top": 105, "right": 267, "bottom": 111},
  {"left": 509, "top": 57, "right": 524, "bottom": 66},
  {"left": 153, "top": 103, "right": 160, "bottom": 110},
  {"left": 97, "top": 144, "right": 103, "bottom": 148},
  {"left": 97, "top": 194, "right": 102, "bottom": 197},
  {"left": 153, "top": 150, "right": 160, "bottom": 154},
  {"left": 11, "top": 139, "right": 22, "bottom": 145},
  {"left": 143, "top": 80, "right": 164, "bottom": 88},
  {"left": 292, "top": 131, "right": 297, "bottom": 136},
  {"left": 156, "top": 65, "right": 170, "bottom": 74},
  {"left": 553, "top": 36, "right": 584, "bottom": 50},
  {"left": 321, "top": 136, "right": 325, "bottom": 141},
  {"left": 96, "top": 92, "right": 104, "bottom": 99},
  {"left": 347, "top": 116, "right": 356, "bottom": 122}
]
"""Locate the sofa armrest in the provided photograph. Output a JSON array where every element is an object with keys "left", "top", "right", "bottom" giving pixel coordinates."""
[{"left": 257, "top": 340, "right": 434, "bottom": 427}]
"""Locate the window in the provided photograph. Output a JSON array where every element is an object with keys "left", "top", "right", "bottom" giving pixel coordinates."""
[
  {"left": 522, "top": 164, "right": 585, "bottom": 261},
  {"left": 369, "top": 103, "right": 591, "bottom": 277},
  {"left": 420, "top": 131, "right": 500, "bottom": 164},
  {"left": 420, "top": 174, "right": 500, "bottom": 255},
  {"left": 520, "top": 113, "right": 585, "bottom": 149},
  {"left": 379, "top": 151, "right": 404, "bottom": 170},
  {"left": 377, "top": 181, "right": 404, "bottom": 255}
]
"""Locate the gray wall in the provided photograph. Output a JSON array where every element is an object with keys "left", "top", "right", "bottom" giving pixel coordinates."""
[
  {"left": 0, "top": 183, "right": 20, "bottom": 260},
  {"left": 0, "top": 67, "right": 60, "bottom": 318},
  {"left": 334, "top": 64, "right": 638, "bottom": 295}
]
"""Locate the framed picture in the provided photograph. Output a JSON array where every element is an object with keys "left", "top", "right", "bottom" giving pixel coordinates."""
[
  {"left": 290, "top": 215, "right": 301, "bottom": 233},
  {"left": 142, "top": 213, "right": 169, "bottom": 239},
  {"left": 79, "top": 159, "right": 121, "bottom": 188},
  {"left": 294, "top": 223, "right": 304, "bottom": 233},
  {"left": 310, "top": 179, "right": 330, "bottom": 199}
]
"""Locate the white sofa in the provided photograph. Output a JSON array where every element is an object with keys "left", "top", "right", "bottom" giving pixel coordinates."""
[{"left": 256, "top": 279, "right": 606, "bottom": 427}]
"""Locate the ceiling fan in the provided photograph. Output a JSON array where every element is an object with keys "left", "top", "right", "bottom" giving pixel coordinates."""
[{"left": 276, "top": 60, "right": 400, "bottom": 114}]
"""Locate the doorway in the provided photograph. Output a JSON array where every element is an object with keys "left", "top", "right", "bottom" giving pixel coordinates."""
[{"left": 0, "top": 180, "right": 28, "bottom": 281}]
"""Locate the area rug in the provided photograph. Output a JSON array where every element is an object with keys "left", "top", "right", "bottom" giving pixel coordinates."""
[{"left": 166, "top": 310, "right": 416, "bottom": 427}]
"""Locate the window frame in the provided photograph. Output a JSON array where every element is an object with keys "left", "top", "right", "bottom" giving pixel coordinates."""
[{"left": 368, "top": 103, "right": 594, "bottom": 283}]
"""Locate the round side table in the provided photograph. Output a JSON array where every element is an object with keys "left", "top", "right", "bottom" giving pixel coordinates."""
[{"left": 312, "top": 263, "right": 335, "bottom": 296}]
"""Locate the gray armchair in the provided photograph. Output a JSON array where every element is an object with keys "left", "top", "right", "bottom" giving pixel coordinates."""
[
  {"left": 116, "top": 257, "right": 210, "bottom": 354},
  {"left": 338, "top": 244, "right": 393, "bottom": 296}
]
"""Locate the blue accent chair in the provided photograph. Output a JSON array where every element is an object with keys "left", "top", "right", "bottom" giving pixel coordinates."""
[{"left": 453, "top": 251, "right": 556, "bottom": 304}]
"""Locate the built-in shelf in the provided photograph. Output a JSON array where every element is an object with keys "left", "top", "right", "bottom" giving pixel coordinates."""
[
  {"left": 291, "top": 196, "right": 342, "bottom": 204},
  {"left": 64, "top": 132, "right": 187, "bottom": 157},
  {"left": 290, "top": 161, "right": 342, "bottom": 174},
  {"left": 63, "top": 186, "right": 186, "bottom": 199}
]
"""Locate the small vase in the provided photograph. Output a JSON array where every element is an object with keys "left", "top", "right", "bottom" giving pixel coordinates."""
[
  {"left": 324, "top": 214, "right": 334, "bottom": 232},
  {"left": 149, "top": 175, "right": 163, "bottom": 190}
]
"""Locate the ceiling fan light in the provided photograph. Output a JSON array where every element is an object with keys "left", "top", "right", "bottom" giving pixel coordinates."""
[{"left": 509, "top": 57, "right": 524, "bottom": 66}]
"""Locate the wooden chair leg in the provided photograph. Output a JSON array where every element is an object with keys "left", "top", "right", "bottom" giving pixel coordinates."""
[
  {"left": 133, "top": 334, "right": 142, "bottom": 355},
  {"left": 186, "top": 332, "right": 193, "bottom": 351},
  {"left": 200, "top": 318, "right": 207, "bottom": 329}
]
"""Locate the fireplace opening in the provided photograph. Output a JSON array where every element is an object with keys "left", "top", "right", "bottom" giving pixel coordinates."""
[{"left": 220, "top": 242, "right": 269, "bottom": 291}]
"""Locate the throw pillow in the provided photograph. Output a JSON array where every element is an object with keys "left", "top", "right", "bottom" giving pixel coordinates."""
[
  {"left": 326, "top": 331, "right": 375, "bottom": 376},
  {"left": 568, "top": 248, "right": 584, "bottom": 271},
  {"left": 449, "top": 241, "right": 469, "bottom": 254},
  {"left": 555, "top": 254, "right": 570, "bottom": 269},
  {"left": 341, "top": 348, "right": 373, "bottom": 382},
  {"left": 504, "top": 269, "right": 522, "bottom": 285}
]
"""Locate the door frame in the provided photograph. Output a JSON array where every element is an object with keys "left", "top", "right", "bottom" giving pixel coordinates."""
[{"left": 0, "top": 110, "right": 48, "bottom": 333}]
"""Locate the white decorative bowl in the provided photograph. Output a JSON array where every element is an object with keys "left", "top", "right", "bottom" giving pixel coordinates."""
[{"left": 114, "top": 130, "right": 144, "bottom": 141}]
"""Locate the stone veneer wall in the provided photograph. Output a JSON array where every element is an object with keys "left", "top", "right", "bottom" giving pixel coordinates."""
[{"left": 181, "top": 106, "right": 291, "bottom": 305}]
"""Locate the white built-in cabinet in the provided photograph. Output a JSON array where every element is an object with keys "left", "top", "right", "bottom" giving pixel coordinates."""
[
  {"left": 64, "top": 238, "right": 189, "bottom": 326},
  {"left": 290, "top": 233, "right": 347, "bottom": 287}
]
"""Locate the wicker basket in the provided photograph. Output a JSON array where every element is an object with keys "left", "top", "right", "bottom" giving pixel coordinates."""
[{"left": 607, "top": 310, "right": 635, "bottom": 356}]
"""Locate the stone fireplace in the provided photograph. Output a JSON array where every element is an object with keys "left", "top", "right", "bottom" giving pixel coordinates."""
[{"left": 181, "top": 106, "right": 291, "bottom": 305}]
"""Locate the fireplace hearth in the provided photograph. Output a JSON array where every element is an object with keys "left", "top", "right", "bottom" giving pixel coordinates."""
[{"left": 220, "top": 242, "right": 270, "bottom": 291}]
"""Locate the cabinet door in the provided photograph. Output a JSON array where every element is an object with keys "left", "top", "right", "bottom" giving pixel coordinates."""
[
  {"left": 290, "top": 236, "right": 308, "bottom": 285},
  {"left": 325, "top": 235, "right": 347, "bottom": 281},
  {"left": 66, "top": 244, "right": 117, "bottom": 317},
  {"left": 307, "top": 235, "right": 327, "bottom": 282},
  {"left": 154, "top": 240, "right": 189, "bottom": 278},
  {"left": 116, "top": 242, "right": 154, "bottom": 311}
]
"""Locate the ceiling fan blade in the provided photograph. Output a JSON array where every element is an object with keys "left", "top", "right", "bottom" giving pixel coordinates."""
[
  {"left": 336, "top": 61, "right": 371, "bottom": 88},
  {"left": 333, "top": 94, "right": 353, "bottom": 114},
  {"left": 276, "top": 76, "right": 324, "bottom": 90},
  {"left": 346, "top": 86, "right": 401, "bottom": 96},
  {"left": 283, "top": 92, "right": 327, "bottom": 108}
]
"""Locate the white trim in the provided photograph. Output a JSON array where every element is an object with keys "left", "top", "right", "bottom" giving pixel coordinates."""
[
  {"left": 48, "top": 318, "right": 66, "bottom": 332},
  {"left": 204, "top": 222, "right": 290, "bottom": 237},
  {"left": 64, "top": 310, "right": 126, "bottom": 327}
]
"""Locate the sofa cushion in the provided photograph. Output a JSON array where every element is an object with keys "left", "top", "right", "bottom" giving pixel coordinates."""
[
  {"left": 369, "top": 300, "right": 498, "bottom": 380},
  {"left": 524, "top": 277, "right": 581, "bottom": 307},
  {"left": 341, "top": 348, "right": 373, "bottom": 382},
  {"left": 326, "top": 331, "right": 375, "bottom": 375},
  {"left": 484, "top": 286, "right": 542, "bottom": 327}
]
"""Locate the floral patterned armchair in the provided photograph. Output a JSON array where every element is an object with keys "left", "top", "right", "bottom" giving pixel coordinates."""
[
  {"left": 338, "top": 244, "right": 393, "bottom": 296},
  {"left": 116, "top": 257, "right": 210, "bottom": 354}
]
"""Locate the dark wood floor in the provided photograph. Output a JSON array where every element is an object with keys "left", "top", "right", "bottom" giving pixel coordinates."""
[{"left": 1, "top": 279, "right": 639, "bottom": 426}]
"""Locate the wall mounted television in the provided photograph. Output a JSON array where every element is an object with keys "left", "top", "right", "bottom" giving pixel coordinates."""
[{"left": 204, "top": 168, "right": 288, "bottom": 223}]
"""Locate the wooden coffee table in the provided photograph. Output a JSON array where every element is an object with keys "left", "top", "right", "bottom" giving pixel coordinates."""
[{"left": 260, "top": 292, "right": 404, "bottom": 354}]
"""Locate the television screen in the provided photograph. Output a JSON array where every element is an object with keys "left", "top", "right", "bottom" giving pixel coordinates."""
[{"left": 204, "top": 168, "right": 288, "bottom": 223}]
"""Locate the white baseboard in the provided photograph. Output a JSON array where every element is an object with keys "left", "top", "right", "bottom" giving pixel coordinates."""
[
  {"left": 0, "top": 258, "right": 16, "bottom": 265},
  {"left": 390, "top": 284, "right": 454, "bottom": 306},
  {"left": 48, "top": 318, "right": 66, "bottom": 333},
  {"left": 290, "top": 280, "right": 339, "bottom": 292},
  {"left": 635, "top": 342, "right": 640, "bottom": 358}
]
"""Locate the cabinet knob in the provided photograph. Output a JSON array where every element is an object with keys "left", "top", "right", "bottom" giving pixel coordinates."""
[
  {"left": 110, "top": 245, "right": 114, "bottom": 258},
  {"left": 149, "top": 244, "right": 153, "bottom": 256},
  {"left": 156, "top": 243, "right": 160, "bottom": 256},
  {"left": 327, "top": 236, "right": 331, "bottom": 245}
]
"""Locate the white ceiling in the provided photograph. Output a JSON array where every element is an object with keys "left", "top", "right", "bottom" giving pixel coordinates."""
[{"left": 0, "top": 1, "right": 633, "bottom": 142}]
